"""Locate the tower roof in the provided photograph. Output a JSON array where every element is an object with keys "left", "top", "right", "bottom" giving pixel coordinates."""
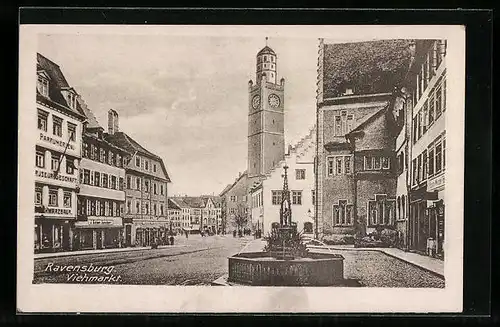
[{"left": 257, "top": 46, "right": 276, "bottom": 56}]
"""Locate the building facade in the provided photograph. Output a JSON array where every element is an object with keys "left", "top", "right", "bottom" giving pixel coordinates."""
[
  {"left": 250, "top": 126, "right": 316, "bottom": 236},
  {"left": 404, "top": 39, "right": 447, "bottom": 257},
  {"left": 316, "top": 39, "right": 412, "bottom": 239},
  {"left": 105, "top": 111, "right": 171, "bottom": 247},
  {"left": 220, "top": 172, "right": 250, "bottom": 232},
  {"left": 35, "top": 54, "right": 86, "bottom": 253},
  {"left": 167, "top": 198, "right": 183, "bottom": 233},
  {"left": 74, "top": 102, "right": 128, "bottom": 250}
]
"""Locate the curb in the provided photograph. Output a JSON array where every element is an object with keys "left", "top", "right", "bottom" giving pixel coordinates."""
[
  {"left": 34, "top": 245, "right": 187, "bottom": 260},
  {"left": 307, "top": 245, "right": 444, "bottom": 278}
]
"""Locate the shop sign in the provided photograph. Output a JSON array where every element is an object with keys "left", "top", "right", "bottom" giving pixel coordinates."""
[
  {"left": 428, "top": 174, "right": 445, "bottom": 191},
  {"left": 44, "top": 207, "right": 71, "bottom": 215},
  {"left": 35, "top": 169, "right": 78, "bottom": 184},
  {"left": 88, "top": 218, "right": 121, "bottom": 226},
  {"left": 40, "top": 132, "right": 75, "bottom": 150},
  {"left": 89, "top": 219, "right": 113, "bottom": 225}
]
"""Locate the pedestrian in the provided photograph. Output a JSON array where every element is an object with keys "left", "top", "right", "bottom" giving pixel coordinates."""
[{"left": 169, "top": 235, "right": 174, "bottom": 245}]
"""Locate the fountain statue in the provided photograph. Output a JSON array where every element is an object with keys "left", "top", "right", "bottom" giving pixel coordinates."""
[{"left": 222, "top": 165, "right": 346, "bottom": 286}]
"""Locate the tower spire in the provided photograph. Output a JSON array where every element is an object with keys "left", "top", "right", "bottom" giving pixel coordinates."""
[{"left": 265, "top": 37, "right": 268, "bottom": 46}]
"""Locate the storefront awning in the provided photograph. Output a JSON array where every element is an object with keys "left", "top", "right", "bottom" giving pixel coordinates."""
[
  {"left": 410, "top": 186, "right": 438, "bottom": 202},
  {"left": 74, "top": 224, "right": 123, "bottom": 229}
]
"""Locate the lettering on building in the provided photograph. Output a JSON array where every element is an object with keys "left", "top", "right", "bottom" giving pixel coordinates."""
[
  {"left": 40, "top": 132, "right": 75, "bottom": 151},
  {"left": 35, "top": 169, "right": 78, "bottom": 184}
]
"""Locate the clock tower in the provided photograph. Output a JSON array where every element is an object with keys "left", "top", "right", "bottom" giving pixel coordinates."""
[{"left": 247, "top": 39, "right": 285, "bottom": 181}]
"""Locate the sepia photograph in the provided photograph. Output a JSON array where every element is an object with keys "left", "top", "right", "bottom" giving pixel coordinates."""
[{"left": 17, "top": 24, "right": 465, "bottom": 313}]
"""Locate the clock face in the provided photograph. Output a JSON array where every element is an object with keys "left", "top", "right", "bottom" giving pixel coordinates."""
[
  {"left": 268, "top": 94, "right": 280, "bottom": 108},
  {"left": 252, "top": 95, "right": 261, "bottom": 109}
]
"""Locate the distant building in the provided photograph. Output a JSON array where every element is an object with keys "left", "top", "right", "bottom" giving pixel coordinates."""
[
  {"left": 167, "top": 198, "right": 184, "bottom": 233},
  {"left": 250, "top": 126, "right": 316, "bottom": 236},
  {"left": 170, "top": 196, "right": 222, "bottom": 234},
  {"left": 74, "top": 101, "right": 128, "bottom": 250},
  {"left": 220, "top": 172, "right": 250, "bottom": 232},
  {"left": 34, "top": 53, "right": 86, "bottom": 253},
  {"left": 105, "top": 111, "right": 171, "bottom": 247},
  {"left": 316, "top": 39, "right": 412, "bottom": 239}
]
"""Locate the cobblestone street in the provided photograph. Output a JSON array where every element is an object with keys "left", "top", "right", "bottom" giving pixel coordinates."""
[{"left": 34, "top": 235, "right": 444, "bottom": 287}]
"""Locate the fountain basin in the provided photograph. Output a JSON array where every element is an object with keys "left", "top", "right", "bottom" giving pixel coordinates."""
[{"left": 227, "top": 251, "right": 345, "bottom": 286}]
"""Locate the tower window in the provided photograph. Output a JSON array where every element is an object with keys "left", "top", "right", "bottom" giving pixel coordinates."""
[
  {"left": 271, "top": 73, "right": 274, "bottom": 78},
  {"left": 271, "top": 57, "right": 274, "bottom": 62}
]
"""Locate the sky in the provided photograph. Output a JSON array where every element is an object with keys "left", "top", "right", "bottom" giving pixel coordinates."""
[{"left": 37, "top": 33, "right": 319, "bottom": 196}]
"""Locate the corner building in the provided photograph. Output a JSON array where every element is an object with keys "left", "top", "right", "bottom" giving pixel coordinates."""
[{"left": 34, "top": 53, "right": 86, "bottom": 253}]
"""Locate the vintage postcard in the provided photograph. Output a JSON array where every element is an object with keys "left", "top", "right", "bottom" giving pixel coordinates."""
[{"left": 18, "top": 24, "right": 465, "bottom": 313}]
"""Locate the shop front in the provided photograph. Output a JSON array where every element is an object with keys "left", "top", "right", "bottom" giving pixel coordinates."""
[
  {"left": 133, "top": 221, "right": 169, "bottom": 247},
  {"left": 409, "top": 184, "right": 440, "bottom": 256},
  {"left": 73, "top": 217, "right": 123, "bottom": 250},
  {"left": 34, "top": 216, "right": 72, "bottom": 253}
]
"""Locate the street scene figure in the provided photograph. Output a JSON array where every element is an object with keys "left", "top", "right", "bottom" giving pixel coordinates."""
[{"left": 30, "top": 31, "right": 449, "bottom": 290}]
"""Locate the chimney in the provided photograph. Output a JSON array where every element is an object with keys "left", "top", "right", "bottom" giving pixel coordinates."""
[
  {"left": 288, "top": 144, "right": 293, "bottom": 155},
  {"left": 108, "top": 109, "right": 119, "bottom": 135}
]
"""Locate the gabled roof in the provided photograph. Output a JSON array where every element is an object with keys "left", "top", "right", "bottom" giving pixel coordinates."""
[
  {"left": 167, "top": 198, "right": 182, "bottom": 211},
  {"left": 322, "top": 39, "right": 412, "bottom": 98},
  {"left": 220, "top": 184, "right": 232, "bottom": 196},
  {"left": 220, "top": 171, "right": 248, "bottom": 196},
  {"left": 170, "top": 196, "right": 205, "bottom": 209},
  {"left": 105, "top": 131, "right": 171, "bottom": 182},
  {"left": 78, "top": 97, "right": 102, "bottom": 130},
  {"left": 201, "top": 196, "right": 222, "bottom": 208},
  {"left": 36, "top": 53, "right": 85, "bottom": 118}
]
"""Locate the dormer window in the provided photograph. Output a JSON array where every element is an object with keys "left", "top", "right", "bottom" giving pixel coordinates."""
[
  {"left": 67, "top": 92, "right": 77, "bottom": 109},
  {"left": 37, "top": 75, "right": 49, "bottom": 97}
]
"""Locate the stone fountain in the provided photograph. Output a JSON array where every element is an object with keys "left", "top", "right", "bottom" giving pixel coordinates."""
[{"left": 225, "top": 165, "right": 345, "bottom": 286}]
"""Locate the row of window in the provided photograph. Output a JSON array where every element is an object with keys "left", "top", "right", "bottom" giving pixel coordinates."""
[
  {"left": 413, "top": 40, "right": 447, "bottom": 104},
  {"left": 229, "top": 195, "right": 247, "bottom": 202},
  {"left": 78, "top": 197, "right": 123, "bottom": 217},
  {"left": 413, "top": 73, "right": 447, "bottom": 144},
  {"left": 333, "top": 200, "right": 354, "bottom": 226},
  {"left": 126, "top": 175, "right": 165, "bottom": 195},
  {"left": 37, "top": 109, "right": 77, "bottom": 142},
  {"left": 364, "top": 156, "right": 391, "bottom": 171},
  {"left": 368, "top": 195, "right": 396, "bottom": 226},
  {"left": 333, "top": 111, "right": 354, "bottom": 137},
  {"left": 34, "top": 185, "right": 72, "bottom": 208},
  {"left": 326, "top": 155, "right": 390, "bottom": 176},
  {"left": 271, "top": 190, "right": 304, "bottom": 205},
  {"left": 327, "top": 155, "right": 353, "bottom": 176},
  {"left": 331, "top": 195, "right": 396, "bottom": 227},
  {"left": 126, "top": 199, "right": 166, "bottom": 216},
  {"left": 80, "top": 169, "right": 124, "bottom": 191},
  {"left": 134, "top": 156, "right": 158, "bottom": 173},
  {"left": 257, "top": 55, "right": 275, "bottom": 63},
  {"left": 36, "top": 149, "right": 75, "bottom": 175},
  {"left": 83, "top": 142, "right": 126, "bottom": 168},
  {"left": 412, "top": 134, "right": 446, "bottom": 186}
]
